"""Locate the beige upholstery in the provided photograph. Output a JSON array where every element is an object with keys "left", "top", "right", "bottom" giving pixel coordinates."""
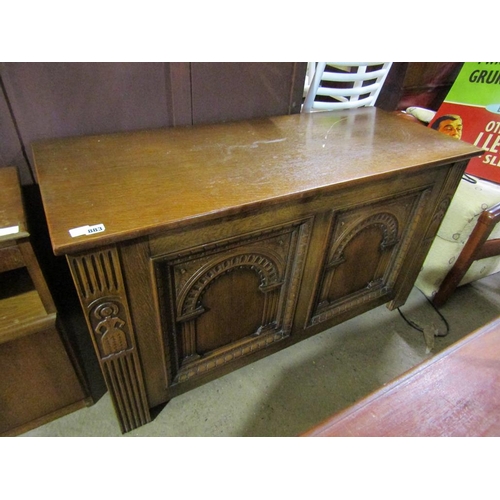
[{"left": 416, "top": 175, "right": 500, "bottom": 298}]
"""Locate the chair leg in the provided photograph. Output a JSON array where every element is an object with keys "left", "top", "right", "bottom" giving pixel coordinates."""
[{"left": 432, "top": 203, "right": 500, "bottom": 307}]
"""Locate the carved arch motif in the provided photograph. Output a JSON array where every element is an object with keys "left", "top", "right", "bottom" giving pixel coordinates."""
[
  {"left": 176, "top": 249, "right": 284, "bottom": 322},
  {"left": 329, "top": 212, "right": 400, "bottom": 267},
  {"left": 154, "top": 217, "right": 313, "bottom": 384}
]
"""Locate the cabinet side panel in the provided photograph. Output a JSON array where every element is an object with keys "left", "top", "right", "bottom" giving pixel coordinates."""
[
  {"left": 0, "top": 324, "right": 87, "bottom": 435},
  {"left": 389, "top": 161, "right": 468, "bottom": 308}
]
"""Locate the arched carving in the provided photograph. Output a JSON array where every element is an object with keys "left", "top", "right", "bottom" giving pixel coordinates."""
[
  {"left": 154, "top": 217, "right": 313, "bottom": 385},
  {"left": 329, "top": 212, "right": 399, "bottom": 266},
  {"left": 176, "top": 250, "right": 284, "bottom": 322}
]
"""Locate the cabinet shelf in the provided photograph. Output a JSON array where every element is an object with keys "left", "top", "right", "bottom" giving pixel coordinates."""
[
  {"left": 0, "top": 166, "right": 89, "bottom": 436},
  {"left": 0, "top": 281, "right": 56, "bottom": 344},
  {"left": 0, "top": 294, "right": 55, "bottom": 341}
]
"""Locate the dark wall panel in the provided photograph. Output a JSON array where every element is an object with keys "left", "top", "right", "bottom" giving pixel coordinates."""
[
  {"left": 0, "top": 86, "right": 33, "bottom": 185},
  {"left": 397, "top": 62, "right": 463, "bottom": 111},
  {"left": 0, "top": 62, "right": 307, "bottom": 185},
  {"left": 191, "top": 62, "right": 306, "bottom": 125},
  {"left": 0, "top": 62, "right": 172, "bottom": 178}
]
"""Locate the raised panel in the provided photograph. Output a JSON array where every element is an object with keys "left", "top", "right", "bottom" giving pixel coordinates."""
[
  {"left": 195, "top": 269, "right": 265, "bottom": 354},
  {"left": 309, "top": 189, "right": 429, "bottom": 326},
  {"left": 153, "top": 218, "right": 312, "bottom": 385}
]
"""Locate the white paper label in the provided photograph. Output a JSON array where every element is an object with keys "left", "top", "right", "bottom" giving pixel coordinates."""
[
  {"left": 0, "top": 225, "right": 20, "bottom": 236},
  {"left": 69, "top": 224, "right": 105, "bottom": 237}
]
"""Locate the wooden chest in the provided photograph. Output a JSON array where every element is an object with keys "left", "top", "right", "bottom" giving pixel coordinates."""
[{"left": 32, "top": 108, "right": 483, "bottom": 432}]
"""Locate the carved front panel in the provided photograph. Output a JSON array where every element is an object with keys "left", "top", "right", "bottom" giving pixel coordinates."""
[
  {"left": 154, "top": 219, "right": 312, "bottom": 384},
  {"left": 309, "top": 190, "right": 429, "bottom": 326}
]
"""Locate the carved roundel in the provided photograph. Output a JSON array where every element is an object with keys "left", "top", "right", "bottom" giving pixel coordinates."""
[
  {"left": 177, "top": 250, "right": 283, "bottom": 319},
  {"left": 94, "top": 302, "right": 120, "bottom": 320}
]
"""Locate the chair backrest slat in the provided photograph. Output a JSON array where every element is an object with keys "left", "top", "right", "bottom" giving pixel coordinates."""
[{"left": 302, "top": 62, "right": 392, "bottom": 113}]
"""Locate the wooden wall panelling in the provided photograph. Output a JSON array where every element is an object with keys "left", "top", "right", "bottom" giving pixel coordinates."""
[
  {"left": 397, "top": 62, "right": 463, "bottom": 111},
  {"left": 375, "top": 62, "right": 409, "bottom": 112},
  {"left": 0, "top": 62, "right": 307, "bottom": 186},
  {"left": 165, "top": 62, "right": 193, "bottom": 127},
  {"left": 190, "top": 62, "right": 307, "bottom": 125},
  {"left": 0, "top": 83, "right": 33, "bottom": 185},
  {"left": 0, "top": 62, "right": 174, "bottom": 180}
]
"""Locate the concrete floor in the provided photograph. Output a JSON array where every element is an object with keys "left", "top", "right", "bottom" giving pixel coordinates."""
[{"left": 21, "top": 273, "right": 500, "bottom": 437}]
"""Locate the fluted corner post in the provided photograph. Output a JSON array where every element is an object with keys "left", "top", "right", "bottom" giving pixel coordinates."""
[{"left": 67, "top": 246, "right": 151, "bottom": 433}]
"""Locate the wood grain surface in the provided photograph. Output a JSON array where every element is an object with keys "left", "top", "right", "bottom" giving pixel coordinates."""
[{"left": 32, "top": 108, "right": 482, "bottom": 256}]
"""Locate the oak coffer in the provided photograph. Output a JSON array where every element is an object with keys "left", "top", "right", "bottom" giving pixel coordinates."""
[{"left": 32, "top": 108, "right": 483, "bottom": 432}]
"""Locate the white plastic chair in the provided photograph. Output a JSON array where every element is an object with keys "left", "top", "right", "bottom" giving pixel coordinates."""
[
  {"left": 303, "top": 61, "right": 317, "bottom": 97},
  {"left": 302, "top": 62, "right": 393, "bottom": 112}
]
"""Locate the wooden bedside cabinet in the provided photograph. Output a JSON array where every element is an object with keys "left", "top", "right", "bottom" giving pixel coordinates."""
[{"left": 0, "top": 166, "right": 90, "bottom": 436}]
